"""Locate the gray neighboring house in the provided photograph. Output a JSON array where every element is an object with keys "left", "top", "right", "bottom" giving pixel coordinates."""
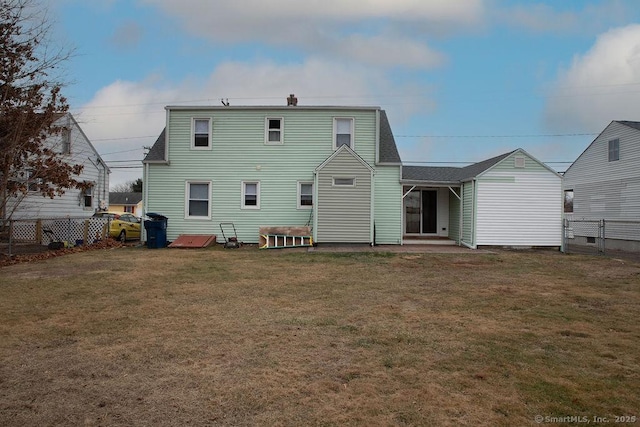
[
  {"left": 5, "top": 113, "right": 110, "bottom": 220},
  {"left": 563, "top": 120, "right": 640, "bottom": 250},
  {"left": 402, "top": 148, "right": 563, "bottom": 249}
]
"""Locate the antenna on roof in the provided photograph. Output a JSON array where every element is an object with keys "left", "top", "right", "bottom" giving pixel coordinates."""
[{"left": 221, "top": 98, "right": 230, "bottom": 106}]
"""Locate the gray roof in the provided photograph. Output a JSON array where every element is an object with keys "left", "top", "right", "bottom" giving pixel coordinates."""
[
  {"left": 109, "top": 192, "right": 143, "bottom": 205},
  {"left": 379, "top": 110, "right": 401, "bottom": 164},
  {"left": 143, "top": 128, "right": 166, "bottom": 162},
  {"left": 616, "top": 120, "right": 640, "bottom": 131},
  {"left": 402, "top": 151, "right": 515, "bottom": 183},
  {"left": 142, "top": 110, "right": 402, "bottom": 164}
]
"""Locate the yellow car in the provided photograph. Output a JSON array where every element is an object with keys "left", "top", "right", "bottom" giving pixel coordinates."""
[{"left": 93, "top": 212, "right": 141, "bottom": 242}]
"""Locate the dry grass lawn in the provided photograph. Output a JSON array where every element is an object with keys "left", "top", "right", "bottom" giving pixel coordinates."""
[{"left": 0, "top": 246, "right": 639, "bottom": 426}]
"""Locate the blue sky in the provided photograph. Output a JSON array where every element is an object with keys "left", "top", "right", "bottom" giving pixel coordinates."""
[{"left": 48, "top": 0, "right": 640, "bottom": 187}]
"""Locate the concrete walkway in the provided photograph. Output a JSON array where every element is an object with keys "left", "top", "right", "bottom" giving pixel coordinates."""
[{"left": 307, "top": 244, "right": 493, "bottom": 253}]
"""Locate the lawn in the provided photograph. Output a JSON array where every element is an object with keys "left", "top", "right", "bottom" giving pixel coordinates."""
[{"left": 0, "top": 246, "right": 638, "bottom": 426}]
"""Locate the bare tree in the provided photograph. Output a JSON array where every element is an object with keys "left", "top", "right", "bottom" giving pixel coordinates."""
[
  {"left": 111, "top": 178, "right": 142, "bottom": 193},
  {"left": 0, "top": 0, "right": 87, "bottom": 226}
]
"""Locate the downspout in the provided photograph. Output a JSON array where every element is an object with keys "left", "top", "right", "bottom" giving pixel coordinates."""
[
  {"left": 448, "top": 186, "right": 462, "bottom": 246},
  {"left": 313, "top": 170, "right": 318, "bottom": 244},
  {"left": 370, "top": 170, "right": 375, "bottom": 246}
]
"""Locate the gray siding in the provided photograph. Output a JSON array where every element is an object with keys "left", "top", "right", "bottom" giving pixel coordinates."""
[
  {"left": 8, "top": 115, "right": 109, "bottom": 219},
  {"left": 564, "top": 121, "right": 640, "bottom": 220},
  {"left": 316, "top": 149, "right": 372, "bottom": 243}
]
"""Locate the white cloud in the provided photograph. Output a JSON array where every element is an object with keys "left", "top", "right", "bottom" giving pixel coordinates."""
[
  {"left": 76, "top": 58, "right": 434, "bottom": 187},
  {"left": 497, "top": 1, "right": 631, "bottom": 35},
  {"left": 544, "top": 25, "right": 640, "bottom": 132},
  {"left": 139, "top": 0, "right": 485, "bottom": 69}
]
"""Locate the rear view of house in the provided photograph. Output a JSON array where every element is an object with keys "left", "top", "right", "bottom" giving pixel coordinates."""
[{"left": 143, "top": 101, "right": 403, "bottom": 245}]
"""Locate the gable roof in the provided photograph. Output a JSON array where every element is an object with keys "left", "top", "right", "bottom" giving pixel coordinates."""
[
  {"left": 379, "top": 110, "right": 401, "bottom": 164},
  {"left": 109, "top": 192, "right": 143, "bottom": 205},
  {"left": 402, "top": 151, "right": 515, "bottom": 184},
  {"left": 564, "top": 120, "right": 640, "bottom": 176},
  {"left": 616, "top": 120, "right": 640, "bottom": 131},
  {"left": 143, "top": 128, "right": 166, "bottom": 163},
  {"left": 315, "top": 144, "right": 374, "bottom": 173}
]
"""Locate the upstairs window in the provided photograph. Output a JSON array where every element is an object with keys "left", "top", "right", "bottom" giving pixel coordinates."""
[
  {"left": 333, "top": 118, "right": 354, "bottom": 150},
  {"left": 60, "top": 128, "right": 71, "bottom": 154},
  {"left": 242, "top": 181, "right": 260, "bottom": 209},
  {"left": 265, "top": 118, "right": 283, "bottom": 144},
  {"left": 298, "top": 182, "right": 313, "bottom": 209},
  {"left": 608, "top": 138, "right": 619, "bottom": 162},
  {"left": 193, "top": 118, "right": 211, "bottom": 149}
]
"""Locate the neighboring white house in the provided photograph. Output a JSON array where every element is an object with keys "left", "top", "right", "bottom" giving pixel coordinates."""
[
  {"left": 6, "top": 113, "right": 110, "bottom": 220},
  {"left": 563, "top": 120, "right": 640, "bottom": 251}
]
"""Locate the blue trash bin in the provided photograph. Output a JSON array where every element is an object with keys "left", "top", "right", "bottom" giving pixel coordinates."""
[{"left": 144, "top": 213, "right": 168, "bottom": 249}]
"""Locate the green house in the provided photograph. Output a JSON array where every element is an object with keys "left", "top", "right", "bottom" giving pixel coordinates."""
[{"left": 142, "top": 104, "right": 403, "bottom": 245}]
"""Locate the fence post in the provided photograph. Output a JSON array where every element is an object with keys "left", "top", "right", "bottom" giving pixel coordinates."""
[
  {"left": 36, "top": 219, "right": 42, "bottom": 244},
  {"left": 84, "top": 220, "right": 89, "bottom": 245},
  {"left": 8, "top": 220, "right": 13, "bottom": 257},
  {"left": 600, "top": 219, "right": 605, "bottom": 254}
]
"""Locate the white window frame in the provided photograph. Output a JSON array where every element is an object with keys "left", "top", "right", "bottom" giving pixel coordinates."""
[
  {"left": 564, "top": 189, "right": 574, "bottom": 214},
  {"left": 185, "top": 181, "right": 212, "bottom": 219},
  {"left": 333, "top": 117, "right": 354, "bottom": 150},
  {"left": 265, "top": 117, "right": 284, "bottom": 145},
  {"left": 608, "top": 138, "right": 619, "bottom": 162},
  {"left": 241, "top": 181, "right": 260, "bottom": 209},
  {"left": 332, "top": 177, "right": 356, "bottom": 187},
  {"left": 192, "top": 118, "right": 212, "bottom": 150},
  {"left": 82, "top": 186, "right": 93, "bottom": 209},
  {"left": 297, "top": 181, "right": 313, "bottom": 209}
]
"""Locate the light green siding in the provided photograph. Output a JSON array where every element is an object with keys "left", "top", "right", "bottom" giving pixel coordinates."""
[
  {"left": 461, "top": 181, "right": 474, "bottom": 246},
  {"left": 374, "top": 166, "right": 402, "bottom": 244},
  {"left": 146, "top": 107, "right": 393, "bottom": 243},
  {"left": 316, "top": 149, "right": 372, "bottom": 243},
  {"left": 484, "top": 151, "right": 550, "bottom": 174},
  {"left": 448, "top": 190, "right": 461, "bottom": 244}
]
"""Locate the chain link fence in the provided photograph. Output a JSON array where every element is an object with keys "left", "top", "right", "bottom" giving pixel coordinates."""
[
  {"left": 564, "top": 219, "right": 640, "bottom": 256},
  {"left": 1, "top": 217, "right": 110, "bottom": 257}
]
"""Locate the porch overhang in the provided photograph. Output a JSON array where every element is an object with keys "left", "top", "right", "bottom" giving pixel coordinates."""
[{"left": 400, "top": 180, "right": 461, "bottom": 188}]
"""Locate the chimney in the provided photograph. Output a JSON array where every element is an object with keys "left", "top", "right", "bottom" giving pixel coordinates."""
[{"left": 287, "top": 93, "right": 298, "bottom": 106}]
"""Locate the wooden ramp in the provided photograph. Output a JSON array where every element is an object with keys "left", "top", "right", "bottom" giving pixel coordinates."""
[{"left": 168, "top": 234, "right": 216, "bottom": 248}]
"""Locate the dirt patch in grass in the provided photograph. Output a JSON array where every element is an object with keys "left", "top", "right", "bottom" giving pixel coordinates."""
[{"left": 0, "top": 247, "right": 639, "bottom": 426}]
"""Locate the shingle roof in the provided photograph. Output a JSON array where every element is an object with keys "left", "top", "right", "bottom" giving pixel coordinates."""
[
  {"left": 143, "top": 128, "right": 166, "bottom": 162},
  {"left": 109, "top": 192, "right": 142, "bottom": 205},
  {"left": 402, "top": 151, "right": 516, "bottom": 183},
  {"left": 616, "top": 120, "right": 640, "bottom": 131},
  {"left": 379, "top": 110, "right": 401, "bottom": 164}
]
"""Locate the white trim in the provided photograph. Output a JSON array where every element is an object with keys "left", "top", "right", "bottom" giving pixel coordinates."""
[
  {"left": 185, "top": 180, "right": 212, "bottom": 219},
  {"left": 264, "top": 117, "right": 284, "bottom": 145},
  {"left": 297, "top": 181, "right": 313, "bottom": 210},
  {"left": 241, "top": 181, "right": 260, "bottom": 209},
  {"left": 333, "top": 117, "right": 354, "bottom": 150},
  {"left": 191, "top": 117, "right": 212, "bottom": 150}
]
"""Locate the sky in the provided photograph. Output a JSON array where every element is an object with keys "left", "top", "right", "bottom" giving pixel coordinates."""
[{"left": 45, "top": 0, "right": 640, "bottom": 188}]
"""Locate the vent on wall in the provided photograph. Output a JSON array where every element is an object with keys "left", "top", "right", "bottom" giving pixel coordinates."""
[{"left": 514, "top": 156, "right": 526, "bottom": 168}]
